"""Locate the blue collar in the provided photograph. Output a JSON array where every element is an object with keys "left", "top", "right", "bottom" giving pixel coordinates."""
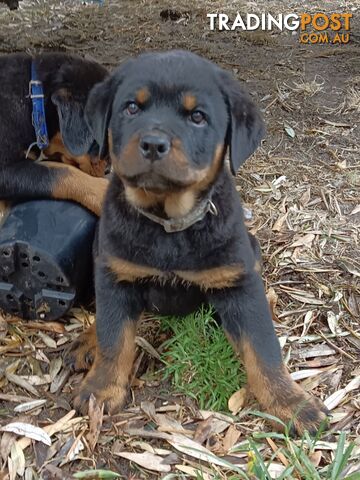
[{"left": 29, "top": 61, "right": 49, "bottom": 150}]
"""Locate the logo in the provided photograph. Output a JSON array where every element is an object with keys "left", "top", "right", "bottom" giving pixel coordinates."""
[
  {"left": 299, "top": 13, "right": 352, "bottom": 44},
  {"left": 207, "top": 13, "right": 353, "bottom": 44}
]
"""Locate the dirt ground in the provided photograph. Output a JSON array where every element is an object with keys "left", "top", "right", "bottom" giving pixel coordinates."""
[{"left": 0, "top": 1, "right": 359, "bottom": 479}]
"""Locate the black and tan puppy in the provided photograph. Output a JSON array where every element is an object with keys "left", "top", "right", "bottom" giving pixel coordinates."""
[
  {"left": 0, "top": 52, "right": 109, "bottom": 216},
  {"left": 68, "top": 51, "right": 328, "bottom": 434}
]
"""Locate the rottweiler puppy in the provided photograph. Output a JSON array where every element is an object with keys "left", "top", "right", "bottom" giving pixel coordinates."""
[
  {"left": 68, "top": 50, "right": 328, "bottom": 434},
  {"left": 0, "top": 52, "right": 109, "bottom": 216}
]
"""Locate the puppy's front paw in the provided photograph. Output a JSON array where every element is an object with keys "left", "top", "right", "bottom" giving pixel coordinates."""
[
  {"left": 74, "top": 375, "right": 128, "bottom": 415},
  {"left": 65, "top": 325, "right": 97, "bottom": 373},
  {"left": 289, "top": 393, "right": 329, "bottom": 436},
  {"left": 268, "top": 392, "right": 329, "bottom": 436}
]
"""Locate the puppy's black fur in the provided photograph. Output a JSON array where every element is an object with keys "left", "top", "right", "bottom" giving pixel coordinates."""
[
  {"left": 0, "top": 52, "right": 109, "bottom": 216},
  {"left": 68, "top": 50, "right": 328, "bottom": 435},
  {"left": 0, "top": 0, "right": 21, "bottom": 10}
]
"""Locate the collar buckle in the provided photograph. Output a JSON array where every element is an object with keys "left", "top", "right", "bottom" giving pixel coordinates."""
[
  {"left": 208, "top": 199, "right": 218, "bottom": 216},
  {"left": 28, "top": 79, "right": 43, "bottom": 98}
]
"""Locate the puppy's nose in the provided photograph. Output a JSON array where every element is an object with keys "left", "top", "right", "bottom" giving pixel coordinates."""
[{"left": 139, "top": 133, "right": 170, "bottom": 161}]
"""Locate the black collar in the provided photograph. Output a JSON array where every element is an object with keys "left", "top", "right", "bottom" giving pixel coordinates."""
[{"left": 135, "top": 190, "right": 218, "bottom": 233}]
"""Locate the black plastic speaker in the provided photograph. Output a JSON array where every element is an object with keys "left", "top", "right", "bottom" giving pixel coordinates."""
[{"left": 0, "top": 200, "right": 97, "bottom": 320}]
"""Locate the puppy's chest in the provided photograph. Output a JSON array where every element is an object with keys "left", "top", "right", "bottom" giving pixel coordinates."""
[{"left": 107, "top": 256, "right": 244, "bottom": 292}]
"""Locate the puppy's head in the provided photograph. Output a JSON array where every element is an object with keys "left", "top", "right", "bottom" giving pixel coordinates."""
[
  {"left": 49, "top": 55, "right": 110, "bottom": 176},
  {"left": 86, "top": 51, "right": 264, "bottom": 206}
]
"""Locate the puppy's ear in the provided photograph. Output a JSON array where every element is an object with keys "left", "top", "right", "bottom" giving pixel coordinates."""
[
  {"left": 84, "top": 75, "right": 118, "bottom": 159},
  {"left": 85, "top": 60, "right": 134, "bottom": 158},
  {"left": 51, "top": 89, "right": 94, "bottom": 156},
  {"left": 219, "top": 71, "right": 265, "bottom": 175}
]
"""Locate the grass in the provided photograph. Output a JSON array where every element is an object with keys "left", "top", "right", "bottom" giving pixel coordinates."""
[
  {"left": 161, "top": 430, "right": 358, "bottom": 480},
  {"left": 160, "top": 306, "right": 246, "bottom": 411},
  {"left": 159, "top": 310, "right": 359, "bottom": 479}
]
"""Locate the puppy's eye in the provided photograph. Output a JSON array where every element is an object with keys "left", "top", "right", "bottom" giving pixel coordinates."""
[
  {"left": 125, "top": 102, "right": 140, "bottom": 116},
  {"left": 190, "top": 110, "right": 206, "bottom": 125}
]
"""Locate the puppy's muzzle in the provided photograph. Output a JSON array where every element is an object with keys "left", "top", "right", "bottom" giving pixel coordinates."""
[{"left": 139, "top": 131, "right": 171, "bottom": 162}]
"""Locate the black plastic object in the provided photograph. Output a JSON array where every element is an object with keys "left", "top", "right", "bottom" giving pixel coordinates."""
[{"left": 0, "top": 200, "right": 97, "bottom": 320}]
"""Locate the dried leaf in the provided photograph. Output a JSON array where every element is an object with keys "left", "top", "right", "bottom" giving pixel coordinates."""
[
  {"left": 5, "top": 373, "right": 39, "bottom": 396},
  {"left": 349, "top": 205, "right": 360, "bottom": 215},
  {"left": 50, "top": 369, "right": 70, "bottom": 394},
  {"left": 0, "top": 315, "right": 8, "bottom": 339},
  {"left": 140, "top": 400, "right": 157, "bottom": 422},
  {"left": 62, "top": 437, "right": 85, "bottom": 465},
  {"left": 73, "top": 470, "right": 121, "bottom": 479},
  {"left": 299, "top": 187, "right": 311, "bottom": 207},
  {"left": 194, "top": 415, "right": 228, "bottom": 444},
  {"left": 309, "top": 450, "right": 322, "bottom": 467},
  {"left": 26, "top": 321, "right": 65, "bottom": 334},
  {"left": 298, "top": 345, "right": 336, "bottom": 359},
  {"left": 290, "top": 233, "right": 315, "bottom": 248},
  {"left": 167, "top": 433, "right": 235, "bottom": 469},
  {"left": 327, "top": 312, "right": 341, "bottom": 336},
  {"left": 338, "top": 259, "right": 360, "bottom": 277},
  {"left": 301, "top": 310, "right": 315, "bottom": 337},
  {"left": 290, "top": 368, "right": 324, "bottom": 381},
  {"left": 21, "top": 374, "right": 51, "bottom": 386},
  {"left": 266, "top": 288, "right": 279, "bottom": 321},
  {"left": 266, "top": 437, "right": 289, "bottom": 467},
  {"left": 176, "top": 465, "right": 211, "bottom": 479},
  {"left": 10, "top": 442, "right": 25, "bottom": 477},
  {"left": 1, "top": 431, "right": 16, "bottom": 462},
  {"left": 287, "top": 293, "right": 324, "bottom": 305},
  {"left": 16, "top": 410, "right": 77, "bottom": 450},
  {"left": 284, "top": 124, "right": 295, "bottom": 138},
  {"left": 38, "top": 332, "right": 57, "bottom": 349},
  {"left": 199, "top": 411, "right": 234, "bottom": 424},
  {"left": 272, "top": 212, "right": 288, "bottom": 232},
  {"left": 49, "top": 357, "right": 63, "bottom": 382},
  {"left": 87, "top": 394, "right": 104, "bottom": 452},
  {"left": 1, "top": 423, "right": 51, "bottom": 446},
  {"left": 324, "top": 375, "right": 360, "bottom": 410},
  {"left": 228, "top": 388, "right": 247, "bottom": 415},
  {"left": 222, "top": 425, "right": 241, "bottom": 453},
  {"left": 156, "top": 414, "right": 186, "bottom": 434},
  {"left": 14, "top": 399, "right": 47, "bottom": 413},
  {"left": 135, "top": 336, "right": 162, "bottom": 361},
  {"left": 8, "top": 456, "right": 15, "bottom": 480},
  {"left": 114, "top": 451, "right": 171, "bottom": 473}
]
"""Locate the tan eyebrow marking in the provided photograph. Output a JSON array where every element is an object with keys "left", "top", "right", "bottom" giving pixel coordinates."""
[
  {"left": 183, "top": 93, "right": 197, "bottom": 111},
  {"left": 135, "top": 87, "right": 150, "bottom": 104}
]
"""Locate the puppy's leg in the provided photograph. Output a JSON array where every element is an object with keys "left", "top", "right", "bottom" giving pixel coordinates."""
[
  {"left": 0, "top": 160, "right": 108, "bottom": 216},
  {"left": 73, "top": 262, "right": 143, "bottom": 414},
  {"left": 208, "top": 272, "right": 329, "bottom": 435}
]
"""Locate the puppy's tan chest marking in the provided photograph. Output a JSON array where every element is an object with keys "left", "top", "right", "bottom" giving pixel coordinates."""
[{"left": 107, "top": 257, "right": 244, "bottom": 291}]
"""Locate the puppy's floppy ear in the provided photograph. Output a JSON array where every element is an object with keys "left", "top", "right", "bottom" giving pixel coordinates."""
[
  {"left": 85, "top": 60, "right": 135, "bottom": 158},
  {"left": 219, "top": 71, "right": 265, "bottom": 175},
  {"left": 51, "top": 89, "right": 94, "bottom": 156},
  {"left": 84, "top": 79, "right": 112, "bottom": 159},
  {"left": 85, "top": 74, "right": 120, "bottom": 159}
]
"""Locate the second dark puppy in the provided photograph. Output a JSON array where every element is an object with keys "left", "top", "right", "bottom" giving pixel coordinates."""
[
  {"left": 0, "top": 52, "right": 109, "bottom": 216},
  {"left": 68, "top": 50, "right": 328, "bottom": 434}
]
